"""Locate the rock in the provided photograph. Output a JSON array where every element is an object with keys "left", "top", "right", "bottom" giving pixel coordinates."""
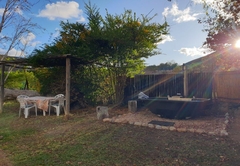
[
  {"left": 4, "top": 88, "right": 40, "bottom": 100},
  {"left": 134, "top": 122, "right": 142, "bottom": 126},
  {"left": 103, "top": 118, "right": 111, "bottom": 122},
  {"left": 161, "top": 126, "right": 169, "bottom": 130},
  {"left": 148, "top": 124, "right": 155, "bottom": 128},
  {"left": 155, "top": 125, "right": 162, "bottom": 129},
  {"left": 121, "top": 120, "right": 128, "bottom": 124},
  {"left": 177, "top": 128, "right": 187, "bottom": 132},
  {"left": 220, "top": 130, "right": 228, "bottom": 136},
  {"left": 208, "top": 131, "right": 216, "bottom": 135},
  {"left": 187, "top": 128, "right": 195, "bottom": 133},
  {"left": 224, "top": 120, "right": 229, "bottom": 124},
  {"left": 114, "top": 119, "right": 121, "bottom": 123},
  {"left": 169, "top": 126, "right": 176, "bottom": 131},
  {"left": 141, "top": 123, "right": 148, "bottom": 127},
  {"left": 111, "top": 118, "right": 116, "bottom": 123},
  {"left": 128, "top": 121, "right": 134, "bottom": 125},
  {"left": 195, "top": 129, "right": 204, "bottom": 134}
]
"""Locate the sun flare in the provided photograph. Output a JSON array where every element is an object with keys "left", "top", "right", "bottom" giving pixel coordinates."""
[{"left": 235, "top": 39, "right": 240, "bottom": 48}]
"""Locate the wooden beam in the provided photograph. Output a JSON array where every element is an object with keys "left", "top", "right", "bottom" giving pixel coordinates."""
[
  {"left": 65, "top": 57, "right": 70, "bottom": 115},
  {"left": 0, "top": 64, "right": 5, "bottom": 113}
]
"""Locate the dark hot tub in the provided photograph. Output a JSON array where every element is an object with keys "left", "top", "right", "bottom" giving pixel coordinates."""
[{"left": 137, "top": 97, "right": 211, "bottom": 119}]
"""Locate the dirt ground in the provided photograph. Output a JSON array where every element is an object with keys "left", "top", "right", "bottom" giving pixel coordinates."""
[
  {"left": 227, "top": 109, "right": 240, "bottom": 143},
  {"left": 0, "top": 149, "right": 12, "bottom": 166},
  {"left": 107, "top": 108, "right": 228, "bottom": 135}
]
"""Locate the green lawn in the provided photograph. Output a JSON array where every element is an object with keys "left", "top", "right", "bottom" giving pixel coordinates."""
[{"left": 1, "top": 101, "right": 240, "bottom": 166}]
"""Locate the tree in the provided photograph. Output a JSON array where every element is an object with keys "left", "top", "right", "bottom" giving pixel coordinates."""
[
  {"left": 199, "top": 0, "right": 240, "bottom": 50},
  {"left": 0, "top": 0, "right": 41, "bottom": 91},
  {"left": 29, "top": 2, "right": 169, "bottom": 105},
  {"left": 144, "top": 61, "right": 180, "bottom": 73},
  {"left": 0, "top": 0, "right": 41, "bottom": 59}
]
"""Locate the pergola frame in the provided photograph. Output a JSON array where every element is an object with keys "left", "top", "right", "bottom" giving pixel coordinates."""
[{"left": 0, "top": 54, "right": 87, "bottom": 115}]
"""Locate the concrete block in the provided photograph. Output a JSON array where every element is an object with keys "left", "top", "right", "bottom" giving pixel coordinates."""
[
  {"left": 96, "top": 106, "right": 109, "bottom": 120},
  {"left": 128, "top": 100, "right": 137, "bottom": 112}
]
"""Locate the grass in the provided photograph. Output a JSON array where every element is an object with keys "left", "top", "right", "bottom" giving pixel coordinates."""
[{"left": 0, "top": 101, "right": 240, "bottom": 166}]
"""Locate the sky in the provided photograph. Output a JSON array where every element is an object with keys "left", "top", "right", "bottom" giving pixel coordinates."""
[{"left": 0, "top": 0, "right": 215, "bottom": 66}]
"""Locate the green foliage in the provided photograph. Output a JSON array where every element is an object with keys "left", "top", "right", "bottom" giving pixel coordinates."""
[
  {"left": 32, "top": 67, "right": 65, "bottom": 95},
  {"left": 4, "top": 70, "right": 40, "bottom": 90},
  {"left": 71, "top": 65, "right": 114, "bottom": 105}
]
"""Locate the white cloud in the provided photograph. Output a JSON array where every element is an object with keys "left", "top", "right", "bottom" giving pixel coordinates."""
[
  {"left": 20, "top": 32, "right": 41, "bottom": 47},
  {"left": 192, "top": 0, "right": 214, "bottom": 5},
  {"left": 52, "top": 28, "right": 60, "bottom": 38},
  {"left": 178, "top": 46, "right": 214, "bottom": 57},
  {"left": 0, "top": 32, "right": 40, "bottom": 57},
  {"left": 158, "top": 35, "right": 174, "bottom": 44},
  {"left": 0, "top": 7, "right": 23, "bottom": 16},
  {"left": 20, "top": 32, "right": 35, "bottom": 45},
  {"left": 0, "top": 48, "right": 23, "bottom": 57},
  {"left": 37, "top": 1, "right": 85, "bottom": 21},
  {"left": 192, "top": 0, "right": 232, "bottom": 19},
  {"left": 0, "top": 8, "right": 4, "bottom": 15},
  {"left": 162, "top": 3, "right": 200, "bottom": 23}
]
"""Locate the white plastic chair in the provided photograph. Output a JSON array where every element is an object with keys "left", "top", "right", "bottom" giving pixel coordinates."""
[
  {"left": 48, "top": 94, "right": 65, "bottom": 116},
  {"left": 17, "top": 95, "right": 37, "bottom": 118}
]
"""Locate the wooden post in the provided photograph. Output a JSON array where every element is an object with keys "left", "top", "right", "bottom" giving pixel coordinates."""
[
  {"left": 183, "top": 64, "right": 188, "bottom": 97},
  {"left": 65, "top": 57, "right": 70, "bottom": 115},
  {"left": 0, "top": 64, "right": 5, "bottom": 113}
]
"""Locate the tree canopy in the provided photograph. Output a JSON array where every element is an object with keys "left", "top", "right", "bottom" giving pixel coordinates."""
[
  {"left": 199, "top": 0, "right": 240, "bottom": 50},
  {"left": 29, "top": 2, "right": 169, "bottom": 69},
  {"left": 144, "top": 61, "right": 180, "bottom": 73},
  {"left": 28, "top": 2, "right": 169, "bottom": 106}
]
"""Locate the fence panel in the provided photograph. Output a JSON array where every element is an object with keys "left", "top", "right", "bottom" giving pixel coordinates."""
[
  {"left": 127, "top": 71, "right": 240, "bottom": 103},
  {"left": 188, "top": 72, "right": 213, "bottom": 98},
  {"left": 128, "top": 72, "right": 212, "bottom": 99},
  {"left": 214, "top": 71, "right": 240, "bottom": 103}
]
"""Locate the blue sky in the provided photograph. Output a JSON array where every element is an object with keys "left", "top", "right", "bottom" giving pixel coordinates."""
[{"left": 0, "top": 0, "right": 214, "bottom": 66}]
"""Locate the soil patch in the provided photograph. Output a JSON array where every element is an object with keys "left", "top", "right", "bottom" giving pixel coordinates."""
[{"left": 0, "top": 149, "right": 12, "bottom": 166}]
